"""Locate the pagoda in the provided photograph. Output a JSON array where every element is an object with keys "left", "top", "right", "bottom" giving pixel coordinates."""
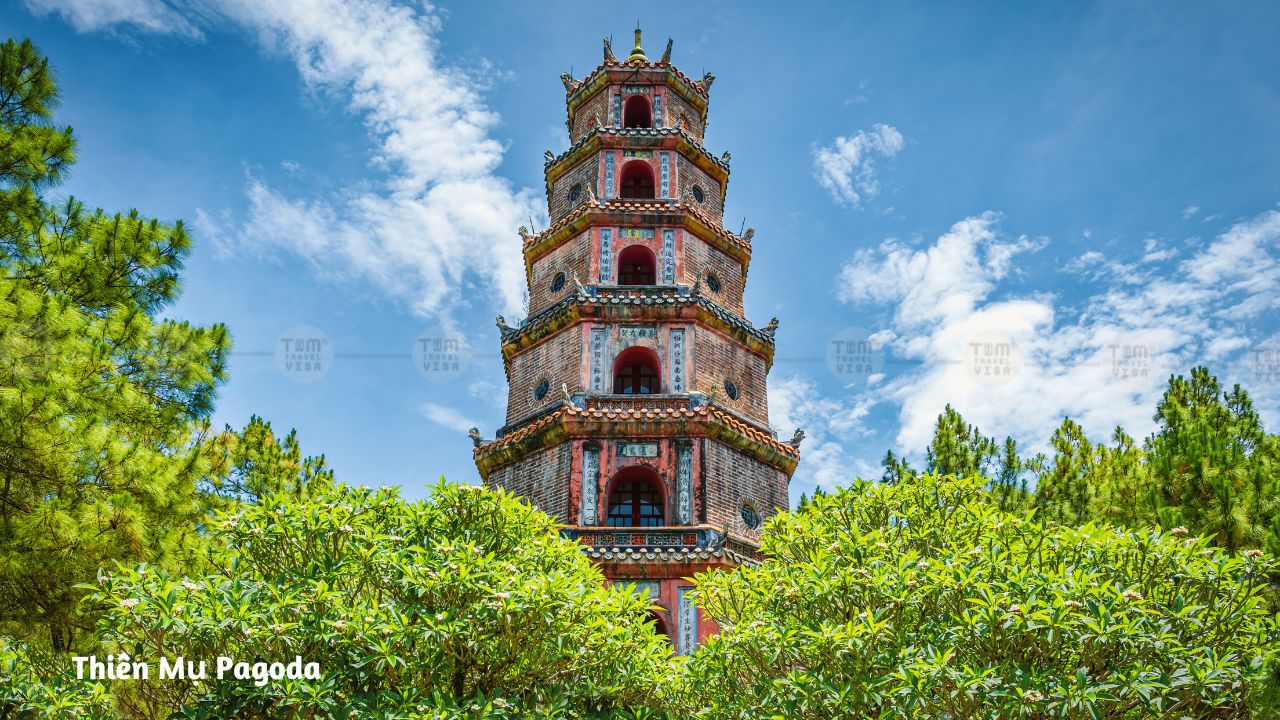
[{"left": 472, "top": 29, "right": 800, "bottom": 655}]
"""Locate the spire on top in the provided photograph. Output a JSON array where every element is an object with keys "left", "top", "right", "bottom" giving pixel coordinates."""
[{"left": 626, "top": 24, "right": 647, "bottom": 64}]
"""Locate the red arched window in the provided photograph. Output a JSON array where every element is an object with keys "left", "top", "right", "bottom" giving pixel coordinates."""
[
  {"left": 617, "top": 244, "right": 656, "bottom": 285},
  {"left": 651, "top": 612, "right": 669, "bottom": 639},
  {"left": 619, "top": 161, "right": 655, "bottom": 199},
  {"left": 606, "top": 467, "right": 665, "bottom": 527},
  {"left": 613, "top": 346, "right": 660, "bottom": 395},
  {"left": 623, "top": 95, "right": 652, "bottom": 128}
]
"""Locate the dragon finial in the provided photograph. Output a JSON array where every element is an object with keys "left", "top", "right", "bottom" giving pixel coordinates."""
[
  {"left": 544, "top": 149, "right": 554, "bottom": 164},
  {"left": 721, "top": 150, "right": 731, "bottom": 164},
  {"left": 603, "top": 37, "right": 617, "bottom": 63},
  {"left": 560, "top": 72, "right": 581, "bottom": 93},
  {"left": 761, "top": 317, "right": 779, "bottom": 339},
  {"left": 788, "top": 428, "right": 806, "bottom": 449},
  {"left": 695, "top": 72, "right": 715, "bottom": 92},
  {"left": 659, "top": 38, "right": 673, "bottom": 65},
  {"left": 468, "top": 427, "right": 484, "bottom": 448},
  {"left": 741, "top": 227, "right": 755, "bottom": 243}
]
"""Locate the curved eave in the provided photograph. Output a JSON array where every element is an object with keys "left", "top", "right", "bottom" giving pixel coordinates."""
[
  {"left": 473, "top": 404, "right": 799, "bottom": 478},
  {"left": 543, "top": 129, "right": 729, "bottom": 206},
  {"left": 565, "top": 63, "right": 710, "bottom": 130},
  {"left": 523, "top": 201, "right": 750, "bottom": 283},
  {"left": 499, "top": 293, "right": 776, "bottom": 368}
]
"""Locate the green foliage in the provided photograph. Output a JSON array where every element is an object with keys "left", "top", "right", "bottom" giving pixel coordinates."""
[
  {"left": 676, "top": 473, "right": 1280, "bottom": 719},
  {"left": 0, "top": 37, "right": 230, "bottom": 653},
  {"left": 16, "top": 482, "right": 669, "bottom": 719}
]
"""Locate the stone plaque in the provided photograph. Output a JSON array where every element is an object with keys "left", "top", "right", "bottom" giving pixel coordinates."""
[
  {"left": 662, "top": 229, "right": 675, "bottom": 284},
  {"left": 599, "top": 229, "right": 612, "bottom": 282},
  {"left": 653, "top": 94, "right": 663, "bottom": 127},
  {"left": 590, "top": 327, "right": 606, "bottom": 391},
  {"left": 619, "top": 443, "right": 659, "bottom": 458},
  {"left": 620, "top": 228, "right": 655, "bottom": 239},
  {"left": 660, "top": 153, "right": 671, "bottom": 198},
  {"left": 581, "top": 445, "right": 600, "bottom": 524},
  {"left": 622, "top": 149, "right": 653, "bottom": 158},
  {"left": 676, "top": 440, "right": 693, "bottom": 524},
  {"left": 619, "top": 326, "right": 656, "bottom": 340},
  {"left": 612, "top": 94, "right": 621, "bottom": 126},
  {"left": 669, "top": 328, "right": 686, "bottom": 392},
  {"left": 677, "top": 586, "right": 698, "bottom": 656},
  {"left": 603, "top": 153, "right": 615, "bottom": 198},
  {"left": 621, "top": 85, "right": 651, "bottom": 94}
]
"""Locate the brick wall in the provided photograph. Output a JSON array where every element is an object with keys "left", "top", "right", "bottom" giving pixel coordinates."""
[
  {"left": 691, "top": 328, "right": 769, "bottom": 426},
  {"left": 682, "top": 234, "right": 744, "bottom": 315},
  {"left": 569, "top": 88, "right": 610, "bottom": 141},
  {"left": 664, "top": 91, "right": 705, "bottom": 141},
  {"left": 701, "top": 439, "right": 788, "bottom": 542},
  {"left": 676, "top": 154, "right": 724, "bottom": 222},
  {"left": 528, "top": 232, "right": 590, "bottom": 315},
  {"left": 549, "top": 156, "right": 598, "bottom": 222},
  {"left": 487, "top": 441, "right": 573, "bottom": 522},
  {"left": 505, "top": 327, "right": 583, "bottom": 424}
]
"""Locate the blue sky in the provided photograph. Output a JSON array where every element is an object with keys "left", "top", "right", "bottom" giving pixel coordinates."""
[{"left": 5, "top": 0, "right": 1279, "bottom": 501}]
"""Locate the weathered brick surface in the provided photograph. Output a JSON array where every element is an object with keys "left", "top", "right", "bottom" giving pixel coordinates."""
[
  {"left": 676, "top": 154, "right": 724, "bottom": 222},
  {"left": 528, "top": 232, "right": 590, "bottom": 315},
  {"left": 682, "top": 232, "right": 744, "bottom": 314},
  {"left": 487, "top": 441, "right": 573, "bottom": 522},
  {"left": 569, "top": 88, "right": 610, "bottom": 141},
  {"left": 690, "top": 328, "right": 769, "bottom": 426},
  {"left": 505, "top": 328, "right": 583, "bottom": 424},
  {"left": 663, "top": 90, "right": 705, "bottom": 141},
  {"left": 548, "top": 156, "right": 598, "bottom": 222},
  {"left": 701, "top": 439, "right": 788, "bottom": 542}
]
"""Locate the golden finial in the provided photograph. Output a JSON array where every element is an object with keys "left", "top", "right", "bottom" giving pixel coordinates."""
[{"left": 626, "top": 24, "right": 647, "bottom": 63}]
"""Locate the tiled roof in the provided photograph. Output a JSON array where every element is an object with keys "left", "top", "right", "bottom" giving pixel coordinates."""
[
  {"left": 474, "top": 403, "right": 798, "bottom": 461},
  {"left": 581, "top": 545, "right": 758, "bottom": 567},
  {"left": 547, "top": 126, "right": 729, "bottom": 173},
  {"left": 506, "top": 287, "right": 773, "bottom": 346},
  {"left": 525, "top": 198, "right": 750, "bottom": 254},
  {"left": 567, "top": 60, "right": 710, "bottom": 102}
]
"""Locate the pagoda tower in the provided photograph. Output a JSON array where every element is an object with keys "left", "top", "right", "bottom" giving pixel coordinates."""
[{"left": 472, "top": 29, "right": 800, "bottom": 655}]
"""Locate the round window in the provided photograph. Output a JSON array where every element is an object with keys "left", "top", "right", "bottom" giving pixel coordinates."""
[
  {"left": 705, "top": 273, "right": 721, "bottom": 293},
  {"left": 723, "top": 378, "right": 739, "bottom": 400},
  {"left": 691, "top": 185, "right": 705, "bottom": 204},
  {"left": 534, "top": 378, "right": 551, "bottom": 401},
  {"left": 550, "top": 272, "right": 566, "bottom": 293},
  {"left": 741, "top": 503, "right": 761, "bottom": 530},
  {"left": 568, "top": 184, "right": 583, "bottom": 204}
]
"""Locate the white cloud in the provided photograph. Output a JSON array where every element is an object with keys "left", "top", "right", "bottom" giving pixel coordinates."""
[
  {"left": 812, "top": 124, "right": 904, "bottom": 208},
  {"left": 23, "top": 0, "right": 202, "bottom": 36},
  {"left": 420, "top": 401, "right": 478, "bottom": 434},
  {"left": 1182, "top": 204, "right": 1200, "bottom": 219},
  {"left": 838, "top": 209, "right": 1280, "bottom": 460},
  {"left": 769, "top": 375, "right": 876, "bottom": 497},
  {"left": 36, "top": 0, "right": 542, "bottom": 321}
]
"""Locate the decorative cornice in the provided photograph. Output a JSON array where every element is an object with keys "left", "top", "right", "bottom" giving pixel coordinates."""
[
  {"left": 499, "top": 287, "right": 776, "bottom": 367},
  {"left": 564, "top": 63, "right": 711, "bottom": 130},
  {"left": 473, "top": 403, "right": 799, "bottom": 477},
  {"left": 523, "top": 200, "right": 751, "bottom": 276},
  {"left": 548, "top": 126, "right": 729, "bottom": 176}
]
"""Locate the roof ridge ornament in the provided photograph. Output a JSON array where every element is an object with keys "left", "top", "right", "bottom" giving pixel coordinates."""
[
  {"left": 659, "top": 38, "right": 673, "bottom": 65},
  {"left": 626, "top": 25, "right": 647, "bottom": 64},
  {"left": 603, "top": 36, "right": 617, "bottom": 63}
]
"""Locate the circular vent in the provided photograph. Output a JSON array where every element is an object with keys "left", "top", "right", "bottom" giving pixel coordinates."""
[
  {"left": 550, "top": 272, "right": 566, "bottom": 293},
  {"left": 534, "top": 378, "right": 551, "bottom": 401},
  {"left": 723, "top": 378, "right": 739, "bottom": 400},
  {"left": 568, "top": 184, "right": 582, "bottom": 204},
  {"left": 691, "top": 185, "right": 705, "bottom": 204},
  {"left": 705, "top": 273, "right": 721, "bottom": 293},
  {"left": 741, "top": 503, "right": 761, "bottom": 530}
]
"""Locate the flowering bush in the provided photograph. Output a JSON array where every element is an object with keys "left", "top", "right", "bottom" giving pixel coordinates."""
[
  {"left": 675, "top": 473, "right": 1280, "bottom": 719},
  {"left": 38, "top": 482, "right": 670, "bottom": 719}
]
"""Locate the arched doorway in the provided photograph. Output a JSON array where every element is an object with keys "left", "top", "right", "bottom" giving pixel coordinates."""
[
  {"left": 606, "top": 466, "right": 665, "bottom": 527},
  {"left": 619, "top": 161, "right": 655, "bottom": 199},
  {"left": 650, "top": 611, "right": 670, "bottom": 640},
  {"left": 612, "top": 346, "right": 661, "bottom": 395},
  {"left": 617, "top": 244, "right": 656, "bottom": 285},
  {"left": 623, "top": 95, "right": 652, "bottom": 128}
]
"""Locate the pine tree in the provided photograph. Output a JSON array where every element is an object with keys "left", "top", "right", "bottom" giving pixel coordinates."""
[
  {"left": 924, "top": 405, "right": 998, "bottom": 478},
  {"left": 0, "top": 38, "right": 230, "bottom": 652}
]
